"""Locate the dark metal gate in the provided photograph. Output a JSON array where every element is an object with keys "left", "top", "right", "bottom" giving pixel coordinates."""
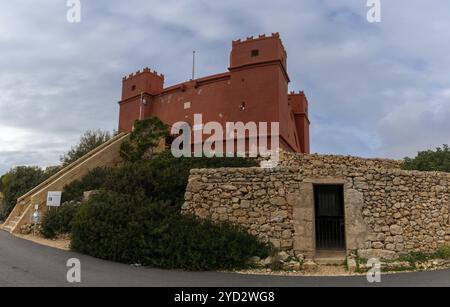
[{"left": 314, "top": 185, "right": 345, "bottom": 250}]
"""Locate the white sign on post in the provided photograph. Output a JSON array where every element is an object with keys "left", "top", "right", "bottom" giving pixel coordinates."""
[{"left": 47, "top": 191, "right": 62, "bottom": 207}]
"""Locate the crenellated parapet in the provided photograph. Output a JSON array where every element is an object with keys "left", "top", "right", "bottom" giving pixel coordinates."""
[
  {"left": 229, "top": 32, "right": 288, "bottom": 79},
  {"left": 232, "top": 32, "right": 281, "bottom": 45},
  {"left": 121, "top": 67, "right": 165, "bottom": 102},
  {"left": 123, "top": 67, "right": 165, "bottom": 81},
  {"left": 289, "top": 91, "right": 306, "bottom": 96}
]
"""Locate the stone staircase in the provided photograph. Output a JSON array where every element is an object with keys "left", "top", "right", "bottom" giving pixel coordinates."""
[
  {"left": 2, "top": 195, "right": 34, "bottom": 234},
  {"left": 2, "top": 132, "right": 129, "bottom": 234},
  {"left": 3, "top": 216, "right": 22, "bottom": 233}
]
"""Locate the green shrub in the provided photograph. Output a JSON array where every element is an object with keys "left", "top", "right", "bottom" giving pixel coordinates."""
[
  {"left": 0, "top": 172, "right": 12, "bottom": 193},
  {"left": 402, "top": 144, "right": 450, "bottom": 172},
  {"left": 61, "top": 149, "right": 256, "bottom": 208},
  {"left": 64, "top": 118, "right": 262, "bottom": 271},
  {"left": 399, "top": 251, "right": 431, "bottom": 264},
  {"left": 41, "top": 203, "right": 80, "bottom": 239},
  {"left": 105, "top": 151, "right": 258, "bottom": 207},
  {"left": 0, "top": 166, "right": 51, "bottom": 220},
  {"left": 398, "top": 247, "right": 450, "bottom": 264},
  {"left": 433, "top": 245, "right": 450, "bottom": 260},
  {"left": 120, "top": 117, "right": 169, "bottom": 162},
  {"left": 71, "top": 191, "right": 270, "bottom": 271},
  {"left": 159, "top": 216, "right": 271, "bottom": 270},
  {"left": 62, "top": 167, "right": 112, "bottom": 202}
]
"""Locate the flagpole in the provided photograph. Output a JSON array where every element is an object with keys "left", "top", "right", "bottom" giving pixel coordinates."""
[{"left": 192, "top": 51, "right": 196, "bottom": 80}]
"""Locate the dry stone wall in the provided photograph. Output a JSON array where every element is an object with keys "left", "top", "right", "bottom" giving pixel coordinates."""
[
  {"left": 184, "top": 167, "right": 298, "bottom": 252},
  {"left": 279, "top": 152, "right": 402, "bottom": 170},
  {"left": 183, "top": 154, "right": 450, "bottom": 260}
]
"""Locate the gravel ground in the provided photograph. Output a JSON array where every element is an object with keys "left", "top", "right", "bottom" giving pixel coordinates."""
[{"left": 14, "top": 233, "right": 71, "bottom": 250}]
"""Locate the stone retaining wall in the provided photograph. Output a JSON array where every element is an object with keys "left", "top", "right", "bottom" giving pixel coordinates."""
[
  {"left": 183, "top": 168, "right": 298, "bottom": 253},
  {"left": 279, "top": 151, "right": 402, "bottom": 170},
  {"left": 182, "top": 154, "right": 450, "bottom": 260}
]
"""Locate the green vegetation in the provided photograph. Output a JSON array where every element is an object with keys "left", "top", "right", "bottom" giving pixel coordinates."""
[
  {"left": 0, "top": 129, "right": 113, "bottom": 221},
  {"left": 0, "top": 166, "right": 55, "bottom": 220},
  {"left": 40, "top": 203, "right": 79, "bottom": 239},
  {"left": 433, "top": 245, "right": 450, "bottom": 260},
  {"left": 399, "top": 247, "right": 450, "bottom": 264},
  {"left": 0, "top": 172, "right": 12, "bottom": 193},
  {"left": 60, "top": 130, "right": 112, "bottom": 166},
  {"left": 402, "top": 144, "right": 450, "bottom": 172},
  {"left": 41, "top": 117, "right": 267, "bottom": 271},
  {"left": 105, "top": 151, "right": 257, "bottom": 206},
  {"left": 59, "top": 151, "right": 256, "bottom": 208},
  {"left": 399, "top": 251, "right": 431, "bottom": 264},
  {"left": 61, "top": 167, "right": 112, "bottom": 203},
  {"left": 120, "top": 117, "right": 169, "bottom": 162},
  {"left": 353, "top": 256, "right": 364, "bottom": 273},
  {"left": 71, "top": 191, "right": 269, "bottom": 270}
]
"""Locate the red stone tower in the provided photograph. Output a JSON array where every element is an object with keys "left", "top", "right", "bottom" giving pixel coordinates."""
[
  {"left": 119, "top": 68, "right": 165, "bottom": 132},
  {"left": 118, "top": 33, "right": 310, "bottom": 153}
]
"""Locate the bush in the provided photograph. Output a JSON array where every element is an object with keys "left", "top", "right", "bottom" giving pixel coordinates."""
[
  {"left": 104, "top": 151, "right": 258, "bottom": 207},
  {"left": 61, "top": 167, "right": 112, "bottom": 203},
  {"left": 120, "top": 117, "right": 169, "bottom": 162},
  {"left": 71, "top": 191, "right": 270, "bottom": 270},
  {"left": 402, "top": 144, "right": 450, "bottom": 172},
  {"left": 41, "top": 203, "right": 80, "bottom": 239},
  {"left": 433, "top": 245, "right": 450, "bottom": 260},
  {"left": 0, "top": 172, "right": 12, "bottom": 193},
  {"left": 400, "top": 251, "right": 431, "bottom": 264},
  {"left": 62, "top": 150, "right": 257, "bottom": 207},
  {"left": 0, "top": 166, "right": 51, "bottom": 220},
  {"left": 61, "top": 117, "right": 263, "bottom": 271}
]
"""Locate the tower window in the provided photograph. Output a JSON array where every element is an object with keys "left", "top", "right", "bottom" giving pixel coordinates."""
[
  {"left": 131, "top": 85, "right": 137, "bottom": 91},
  {"left": 251, "top": 49, "right": 259, "bottom": 57}
]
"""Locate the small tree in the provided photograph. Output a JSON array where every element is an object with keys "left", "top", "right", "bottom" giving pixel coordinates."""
[
  {"left": 0, "top": 172, "right": 12, "bottom": 194},
  {"left": 61, "top": 130, "right": 112, "bottom": 166},
  {"left": 120, "top": 118, "right": 169, "bottom": 162},
  {"left": 0, "top": 166, "right": 50, "bottom": 219},
  {"left": 402, "top": 144, "right": 450, "bottom": 172}
]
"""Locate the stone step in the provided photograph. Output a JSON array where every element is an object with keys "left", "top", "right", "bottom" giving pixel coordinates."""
[
  {"left": 314, "top": 257, "right": 346, "bottom": 266},
  {"left": 2, "top": 217, "right": 20, "bottom": 233},
  {"left": 3, "top": 225, "right": 14, "bottom": 232},
  {"left": 314, "top": 251, "right": 347, "bottom": 266}
]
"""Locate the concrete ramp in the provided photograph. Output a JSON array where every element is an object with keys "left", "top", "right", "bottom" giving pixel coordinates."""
[{"left": 2, "top": 132, "right": 129, "bottom": 234}]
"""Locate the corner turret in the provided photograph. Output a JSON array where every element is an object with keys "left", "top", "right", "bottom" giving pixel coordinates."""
[
  {"left": 230, "top": 33, "right": 287, "bottom": 74},
  {"left": 121, "top": 67, "right": 164, "bottom": 101}
]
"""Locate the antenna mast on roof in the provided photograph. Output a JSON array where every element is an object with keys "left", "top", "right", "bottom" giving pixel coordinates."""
[{"left": 192, "top": 50, "right": 196, "bottom": 80}]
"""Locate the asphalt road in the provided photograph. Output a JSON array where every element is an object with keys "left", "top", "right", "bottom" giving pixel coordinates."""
[{"left": 0, "top": 231, "right": 449, "bottom": 287}]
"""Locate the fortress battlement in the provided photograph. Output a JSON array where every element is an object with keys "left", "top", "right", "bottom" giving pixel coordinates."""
[{"left": 123, "top": 67, "right": 165, "bottom": 81}]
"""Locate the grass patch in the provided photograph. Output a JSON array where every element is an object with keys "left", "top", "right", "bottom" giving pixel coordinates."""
[{"left": 433, "top": 245, "right": 450, "bottom": 260}]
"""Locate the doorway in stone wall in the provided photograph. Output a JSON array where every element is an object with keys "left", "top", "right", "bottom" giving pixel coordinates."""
[{"left": 314, "top": 185, "right": 346, "bottom": 250}]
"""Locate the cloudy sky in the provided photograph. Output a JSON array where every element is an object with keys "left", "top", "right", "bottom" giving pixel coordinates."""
[{"left": 1, "top": 0, "right": 450, "bottom": 175}]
